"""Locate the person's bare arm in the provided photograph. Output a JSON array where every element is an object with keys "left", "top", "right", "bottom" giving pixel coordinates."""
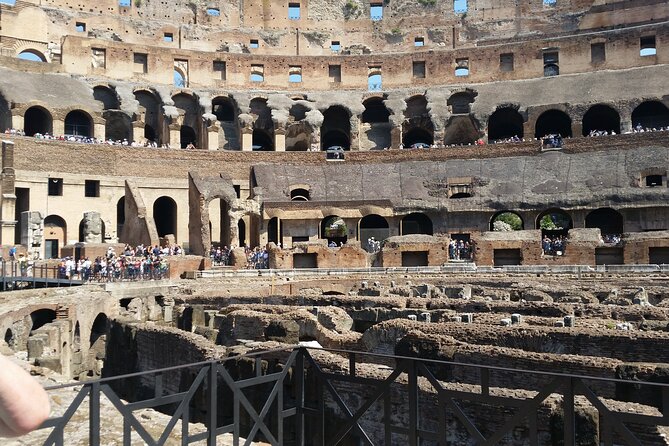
[{"left": 0, "top": 354, "right": 50, "bottom": 437}]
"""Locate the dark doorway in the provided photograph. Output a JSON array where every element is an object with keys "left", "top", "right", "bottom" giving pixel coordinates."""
[
  {"left": 24, "top": 107, "right": 53, "bottom": 136},
  {"left": 488, "top": 108, "right": 524, "bottom": 141},
  {"left": 494, "top": 249, "right": 522, "bottom": 266},
  {"left": 595, "top": 248, "right": 624, "bottom": 265},
  {"left": 582, "top": 104, "right": 621, "bottom": 136},
  {"left": 359, "top": 214, "right": 389, "bottom": 251},
  {"left": 585, "top": 208, "right": 623, "bottom": 235},
  {"left": 632, "top": 101, "right": 669, "bottom": 129},
  {"left": 294, "top": 253, "right": 317, "bottom": 268},
  {"left": 321, "top": 215, "right": 347, "bottom": 246},
  {"left": 534, "top": 110, "right": 572, "bottom": 138},
  {"left": 116, "top": 197, "right": 125, "bottom": 239},
  {"left": 14, "top": 188, "right": 29, "bottom": 244},
  {"left": 65, "top": 110, "right": 92, "bottom": 137},
  {"left": 402, "top": 251, "right": 428, "bottom": 267},
  {"left": 153, "top": 196, "right": 177, "bottom": 240},
  {"left": 180, "top": 126, "right": 196, "bottom": 148},
  {"left": 401, "top": 213, "right": 433, "bottom": 235},
  {"left": 649, "top": 248, "right": 669, "bottom": 265}
]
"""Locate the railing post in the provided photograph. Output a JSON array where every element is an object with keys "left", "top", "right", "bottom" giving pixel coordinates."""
[
  {"left": 207, "top": 361, "right": 218, "bottom": 446},
  {"left": 563, "top": 378, "right": 575, "bottom": 446},
  {"left": 408, "top": 359, "right": 418, "bottom": 446},
  {"left": 89, "top": 382, "right": 101, "bottom": 446},
  {"left": 296, "top": 347, "right": 305, "bottom": 446}
]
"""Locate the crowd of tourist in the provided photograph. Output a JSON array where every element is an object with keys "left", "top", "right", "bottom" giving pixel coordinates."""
[
  {"left": 449, "top": 239, "right": 474, "bottom": 261},
  {"left": 366, "top": 237, "right": 381, "bottom": 253},
  {"left": 208, "top": 245, "right": 270, "bottom": 269},
  {"left": 542, "top": 235, "right": 567, "bottom": 256},
  {"left": 4, "top": 128, "right": 175, "bottom": 149},
  {"left": 601, "top": 234, "right": 622, "bottom": 245}
]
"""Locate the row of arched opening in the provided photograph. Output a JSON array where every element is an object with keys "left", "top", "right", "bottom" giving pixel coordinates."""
[
  {"left": 490, "top": 208, "right": 624, "bottom": 234},
  {"left": 318, "top": 213, "right": 434, "bottom": 247}
]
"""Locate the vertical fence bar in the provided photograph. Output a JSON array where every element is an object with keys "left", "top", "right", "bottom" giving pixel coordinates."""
[
  {"left": 563, "top": 378, "right": 575, "bottom": 446},
  {"left": 207, "top": 361, "right": 218, "bottom": 446},
  {"left": 296, "top": 348, "right": 305, "bottom": 446},
  {"left": 181, "top": 403, "right": 189, "bottom": 446},
  {"left": 349, "top": 352, "right": 356, "bottom": 378},
  {"left": 408, "top": 360, "right": 418, "bottom": 446},
  {"left": 89, "top": 382, "right": 101, "bottom": 446}
]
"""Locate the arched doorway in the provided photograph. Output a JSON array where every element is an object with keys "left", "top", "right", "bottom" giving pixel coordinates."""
[
  {"left": 65, "top": 110, "right": 92, "bottom": 137},
  {"left": 93, "top": 86, "right": 120, "bottom": 110},
  {"left": 134, "top": 90, "right": 161, "bottom": 144},
  {"left": 267, "top": 217, "right": 282, "bottom": 245},
  {"left": 208, "top": 198, "right": 231, "bottom": 248},
  {"left": 90, "top": 313, "right": 108, "bottom": 348},
  {"left": 537, "top": 208, "right": 572, "bottom": 256},
  {"left": 117, "top": 197, "right": 125, "bottom": 239},
  {"left": 153, "top": 197, "right": 177, "bottom": 241},
  {"left": 18, "top": 49, "right": 46, "bottom": 62},
  {"left": 403, "top": 127, "right": 433, "bottom": 147},
  {"left": 44, "top": 215, "right": 67, "bottom": 259},
  {"left": 361, "top": 97, "right": 391, "bottom": 149},
  {"left": 180, "top": 125, "right": 196, "bottom": 148},
  {"left": 632, "top": 101, "right": 669, "bottom": 130},
  {"left": 24, "top": 106, "right": 53, "bottom": 136},
  {"left": 534, "top": 110, "right": 572, "bottom": 138},
  {"left": 238, "top": 219, "right": 247, "bottom": 247},
  {"left": 585, "top": 208, "right": 623, "bottom": 235},
  {"left": 252, "top": 129, "right": 274, "bottom": 151},
  {"left": 321, "top": 215, "right": 347, "bottom": 246},
  {"left": 488, "top": 108, "right": 524, "bottom": 141},
  {"left": 403, "top": 95, "right": 434, "bottom": 147},
  {"left": 582, "top": 104, "right": 620, "bottom": 136},
  {"left": 173, "top": 93, "right": 200, "bottom": 148},
  {"left": 401, "top": 213, "right": 433, "bottom": 235},
  {"left": 359, "top": 214, "right": 389, "bottom": 251},
  {"left": 490, "top": 211, "right": 524, "bottom": 231},
  {"left": 250, "top": 98, "right": 274, "bottom": 151},
  {"left": 213, "top": 97, "right": 238, "bottom": 150}
]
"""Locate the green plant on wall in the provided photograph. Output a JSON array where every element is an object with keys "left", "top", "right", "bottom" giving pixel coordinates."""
[
  {"left": 418, "top": 0, "right": 436, "bottom": 6},
  {"left": 134, "top": 0, "right": 141, "bottom": 7}
]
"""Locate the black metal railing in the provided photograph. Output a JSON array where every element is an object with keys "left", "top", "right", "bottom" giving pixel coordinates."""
[{"left": 36, "top": 347, "right": 669, "bottom": 445}]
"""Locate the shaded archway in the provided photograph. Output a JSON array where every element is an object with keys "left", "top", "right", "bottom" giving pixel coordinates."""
[
  {"left": 582, "top": 104, "right": 620, "bottom": 136},
  {"left": 443, "top": 115, "right": 479, "bottom": 146},
  {"left": 534, "top": 110, "right": 572, "bottom": 138},
  {"left": 488, "top": 107, "right": 524, "bottom": 141},
  {"left": 65, "top": 110, "right": 92, "bottom": 137},
  {"left": 585, "top": 208, "right": 623, "bottom": 235},
  {"left": 180, "top": 125, "right": 196, "bottom": 148},
  {"left": 448, "top": 92, "right": 476, "bottom": 115},
  {"left": 359, "top": 214, "right": 389, "bottom": 251},
  {"left": 4, "top": 328, "right": 14, "bottom": 349},
  {"left": 153, "top": 196, "right": 177, "bottom": 240},
  {"left": 104, "top": 112, "right": 132, "bottom": 142},
  {"left": 238, "top": 219, "right": 247, "bottom": 247},
  {"left": 213, "top": 97, "right": 236, "bottom": 122},
  {"left": 252, "top": 128, "right": 274, "bottom": 151},
  {"left": 44, "top": 215, "right": 67, "bottom": 259},
  {"left": 401, "top": 213, "right": 433, "bottom": 235},
  {"left": 403, "top": 95, "right": 434, "bottom": 147},
  {"left": 321, "top": 106, "right": 351, "bottom": 150},
  {"left": 24, "top": 106, "right": 53, "bottom": 136},
  {"left": 93, "top": 86, "right": 120, "bottom": 110},
  {"left": 134, "top": 90, "right": 161, "bottom": 144},
  {"left": 208, "top": 197, "right": 231, "bottom": 248},
  {"left": 30, "top": 309, "right": 56, "bottom": 333},
  {"left": 361, "top": 97, "right": 390, "bottom": 123},
  {"left": 18, "top": 49, "right": 46, "bottom": 62},
  {"left": 117, "top": 197, "right": 125, "bottom": 240},
  {"left": 361, "top": 97, "right": 391, "bottom": 149},
  {"left": 490, "top": 211, "right": 524, "bottom": 231},
  {"left": 89, "top": 313, "right": 108, "bottom": 348},
  {"left": 321, "top": 215, "right": 347, "bottom": 245},
  {"left": 267, "top": 217, "right": 282, "bottom": 245},
  {"left": 632, "top": 101, "right": 669, "bottom": 129},
  {"left": 537, "top": 208, "right": 573, "bottom": 239}
]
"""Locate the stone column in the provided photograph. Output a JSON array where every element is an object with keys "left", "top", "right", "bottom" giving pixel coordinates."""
[
  {"left": 0, "top": 141, "right": 16, "bottom": 245},
  {"left": 53, "top": 119, "right": 65, "bottom": 136},
  {"left": 390, "top": 125, "right": 402, "bottom": 149},
  {"left": 274, "top": 128, "right": 286, "bottom": 151},
  {"left": 168, "top": 124, "right": 180, "bottom": 149},
  {"left": 82, "top": 211, "right": 103, "bottom": 243},
  {"left": 241, "top": 127, "right": 253, "bottom": 151},
  {"left": 21, "top": 211, "right": 43, "bottom": 259},
  {"left": 11, "top": 112, "right": 24, "bottom": 132},
  {"left": 206, "top": 124, "right": 219, "bottom": 150},
  {"left": 94, "top": 122, "right": 105, "bottom": 140},
  {"left": 132, "top": 122, "right": 145, "bottom": 144}
]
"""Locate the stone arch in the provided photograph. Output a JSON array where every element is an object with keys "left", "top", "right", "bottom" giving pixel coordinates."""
[
  {"left": 17, "top": 49, "right": 46, "bottom": 62},
  {"left": 44, "top": 215, "right": 67, "bottom": 259},
  {"left": 537, "top": 208, "right": 573, "bottom": 234},
  {"left": 488, "top": 107, "right": 524, "bottom": 141},
  {"left": 361, "top": 97, "right": 390, "bottom": 123},
  {"left": 213, "top": 96, "right": 239, "bottom": 150},
  {"left": 208, "top": 196, "right": 232, "bottom": 248},
  {"left": 173, "top": 92, "right": 201, "bottom": 148},
  {"left": 134, "top": 89, "right": 161, "bottom": 144},
  {"left": 23, "top": 105, "right": 53, "bottom": 136},
  {"left": 250, "top": 97, "right": 274, "bottom": 149},
  {"left": 321, "top": 215, "right": 347, "bottom": 245},
  {"left": 286, "top": 103, "right": 312, "bottom": 151},
  {"left": 359, "top": 214, "right": 389, "bottom": 250},
  {"left": 403, "top": 95, "right": 434, "bottom": 146},
  {"left": 89, "top": 313, "right": 107, "bottom": 348},
  {"left": 321, "top": 105, "right": 351, "bottom": 150},
  {"left": 534, "top": 110, "right": 572, "bottom": 138},
  {"left": 585, "top": 208, "right": 623, "bottom": 235},
  {"left": 93, "top": 86, "right": 120, "bottom": 110},
  {"left": 65, "top": 110, "right": 93, "bottom": 137},
  {"left": 252, "top": 128, "right": 274, "bottom": 151},
  {"left": 401, "top": 213, "right": 433, "bottom": 235},
  {"left": 632, "top": 101, "right": 669, "bottom": 129},
  {"left": 361, "top": 97, "right": 391, "bottom": 150},
  {"left": 581, "top": 104, "right": 621, "bottom": 136},
  {"left": 30, "top": 309, "right": 56, "bottom": 333},
  {"left": 490, "top": 211, "right": 524, "bottom": 231},
  {"left": 4, "top": 328, "right": 14, "bottom": 349},
  {"left": 443, "top": 115, "right": 480, "bottom": 146},
  {"left": 448, "top": 91, "right": 476, "bottom": 115},
  {"left": 153, "top": 196, "right": 177, "bottom": 241}
]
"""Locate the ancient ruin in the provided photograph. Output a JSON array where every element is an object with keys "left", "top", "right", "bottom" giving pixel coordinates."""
[{"left": 0, "top": 0, "right": 669, "bottom": 444}]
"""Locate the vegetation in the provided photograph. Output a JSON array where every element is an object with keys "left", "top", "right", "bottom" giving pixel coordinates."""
[
  {"left": 391, "top": 27, "right": 401, "bottom": 35},
  {"left": 492, "top": 212, "right": 523, "bottom": 231},
  {"left": 134, "top": 0, "right": 141, "bottom": 6},
  {"left": 418, "top": 0, "right": 436, "bottom": 6},
  {"left": 540, "top": 213, "right": 571, "bottom": 230}
]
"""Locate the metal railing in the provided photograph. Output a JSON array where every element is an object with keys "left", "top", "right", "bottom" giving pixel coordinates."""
[{"left": 36, "top": 346, "right": 669, "bottom": 445}]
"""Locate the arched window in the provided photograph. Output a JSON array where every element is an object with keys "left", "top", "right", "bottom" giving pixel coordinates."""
[
  {"left": 490, "top": 211, "right": 524, "bottom": 231},
  {"left": 180, "top": 125, "right": 196, "bottom": 148},
  {"left": 359, "top": 214, "right": 389, "bottom": 251},
  {"left": 174, "top": 69, "right": 186, "bottom": 88},
  {"left": 290, "top": 188, "right": 310, "bottom": 201},
  {"left": 117, "top": 197, "right": 125, "bottom": 238},
  {"left": 252, "top": 129, "right": 274, "bottom": 151},
  {"left": 17, "top": 49, "right": 46, "bottom": 62},
  {"left": 93, "top": 86, "right": 120, "bottom": 110},
  {"left": 321, "top": 106, "right": 351, "bottom": 150},
  {"left": 537, "top": 209, "right": 572, "bottom": 232},
  {"left": 321, "top": 215, "right": 347, "bottom": 245},
  {"left": 30, "top": 309, "right": 56, "bottom": 333},
  {"left": 585, "top": 208, "right": 623, "bottom": 235},
  {"left": 361, "top": 97, "right": 390, "bottom": 123},
  {"left": 65, "top": 110, "right": 92, "bottom": 137},
  {"left": 212, "top": 97, "right": 236, "bottom": 122},
  {"left": 368, "top": 73, "right": 382, "bottom": 92}
]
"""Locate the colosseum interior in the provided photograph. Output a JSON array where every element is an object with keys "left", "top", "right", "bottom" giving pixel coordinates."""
[{"left": 1, "top": 0, "right": 669, "bottom": 444}]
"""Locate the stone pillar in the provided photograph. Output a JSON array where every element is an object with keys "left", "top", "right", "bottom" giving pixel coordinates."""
[
  {"left": 349, "top": 116, "right": 360, "bottom": 150},
  {"left": 82, "top": 211, "right": 103, "bottom": 243},
  {"left": 206, "top": 125, "right": 219, "bottom": 150},
  {"left": 0, "top": 141, "right": 16, "bottom": 245},
  {"left": 390, "top": 125, "right": 402, "bottom": 149},
  {"left": 274, "top": 128, "right": 286, "bottom": 152},
  {"left": 571, "top": 122, "right": 582, "bottom": 138},
  {"left": 132, "top": 122, "right": 145, "bottom": 144},
  {"left": 94, "top": 122, "right": 105, "bottom": 140},
  {"left": 434, "top": 129, "right": 446, "bottom": 146},
  {"left": 241, "top": 128, "right": 253, "bottom": 151},
  {"left": 21, "top": 211, "right": 43, "bottom": 259},
  {"left": 53, "top": 119, "right": 65, "bottom": 137},
  {"left": 11, "top": 113, "right": 24, "bottom": 132},
  {"left": 169, "top": 124, "right": 180, "bottom": 149}
]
